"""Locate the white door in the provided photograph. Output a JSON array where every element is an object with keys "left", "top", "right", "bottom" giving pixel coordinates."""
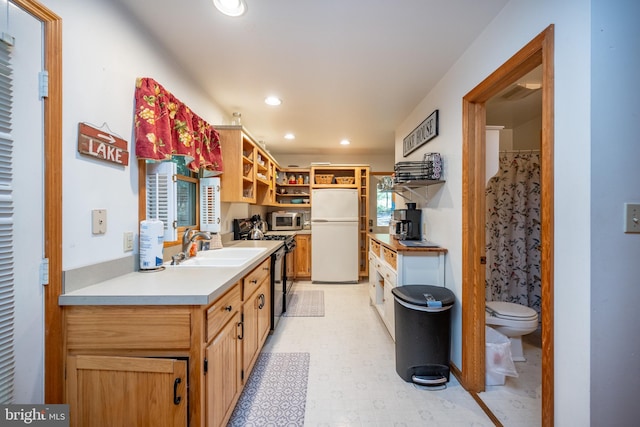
[{"left": 7, "top": 1, "right": 45, "bottom": 403}]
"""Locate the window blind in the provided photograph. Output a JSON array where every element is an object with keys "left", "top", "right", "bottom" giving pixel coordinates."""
[
  {"left": 0, "top": 36, "right": 15, "bottom": 404},
  {"left": 146, "top": 161, "right": 177, "bottom": 242},
  {"left": 199, "top": 177, "right": 220, "bottom": 233}
]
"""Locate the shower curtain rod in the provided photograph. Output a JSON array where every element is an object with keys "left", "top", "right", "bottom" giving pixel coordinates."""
[{"left": 499, "top": 149, "right": 540, "bottom": 153}]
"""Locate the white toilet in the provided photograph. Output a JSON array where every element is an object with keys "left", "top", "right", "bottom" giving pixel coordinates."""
[{"left": 485, "top": 301, "right": 539, "bottom": 362}]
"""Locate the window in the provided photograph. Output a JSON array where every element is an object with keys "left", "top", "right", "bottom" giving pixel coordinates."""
[
  {"left": 369, "top": 173, "right": 395, "bottom": 234},
  {"left": 377, "top": 186, "right": 394, "bottom": 227},
  {"left": 173, "top": 156, "right": 198, "bottom": 229},
  {"left": 144, "top": 157, "right": 220, "bottom": 245}
]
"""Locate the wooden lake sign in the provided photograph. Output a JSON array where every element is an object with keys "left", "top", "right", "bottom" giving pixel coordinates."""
[{"left": 77, "top": 123, "right": 129, "bottom": 166}]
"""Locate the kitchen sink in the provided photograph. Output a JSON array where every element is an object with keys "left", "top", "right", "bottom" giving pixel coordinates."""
[
  {"left": 197, "top": 247, "right": 267, "bottom": 259},
  {"left": 167, "top": 247, "right": 268, "bottom": 268}
]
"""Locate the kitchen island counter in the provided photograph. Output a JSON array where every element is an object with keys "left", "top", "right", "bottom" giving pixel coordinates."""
[
  {"left": 58, "top": 240, "right": 282, "bottom": 306},
  {"left": 369, "top": 233, "right": 448, "bottom": 254}
]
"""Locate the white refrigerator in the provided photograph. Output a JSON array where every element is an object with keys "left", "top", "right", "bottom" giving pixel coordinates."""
[{"left": 311, "top": 188, "right": 359, "bottom": 283}]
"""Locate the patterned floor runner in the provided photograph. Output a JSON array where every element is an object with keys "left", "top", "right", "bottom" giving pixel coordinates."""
[
  {"left": 284, "top": 290, "right": 325, "bottom": 317},
  {"left": 227, "top": 352, "right": 310, "bottom": 426}
]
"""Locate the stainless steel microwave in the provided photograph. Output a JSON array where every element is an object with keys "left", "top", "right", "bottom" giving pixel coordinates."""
[{"left": 271, "top": 212, "right": 303, "bottom": 231}]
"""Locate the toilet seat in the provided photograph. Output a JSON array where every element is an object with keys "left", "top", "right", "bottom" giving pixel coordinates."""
[
  {"left": 486, "top": 301, "right": 538, "bottom": 323},
  {"left": 485, "top": 301, "right": 538, "bottom": 363}
]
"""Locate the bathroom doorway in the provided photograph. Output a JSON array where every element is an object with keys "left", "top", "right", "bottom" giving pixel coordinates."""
[
  {"left": 482, "top": 65, "right": 543, "bottom": 420},
  {"left": 461, "top": 25, "right": 554, "bottom": 426}
]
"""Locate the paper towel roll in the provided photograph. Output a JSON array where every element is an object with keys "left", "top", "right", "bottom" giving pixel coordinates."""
[{"left": 140, "top": 219, "right": 164, "bottom": 270}]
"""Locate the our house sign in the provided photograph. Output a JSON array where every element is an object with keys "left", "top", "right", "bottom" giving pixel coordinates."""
[
  {"left": 403, "top": 109, "right": 439, "bottom": 157},
  {"left": 77, "top": 122, "right": 129, "bottom": 166}
]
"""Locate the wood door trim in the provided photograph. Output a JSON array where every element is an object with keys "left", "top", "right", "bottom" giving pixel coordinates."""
[
  {"left": 12, "top": 0, "right": 64, "bottom": 403},
  {"left": 461, "top": 25, "right": 554, "bottom": 426}
]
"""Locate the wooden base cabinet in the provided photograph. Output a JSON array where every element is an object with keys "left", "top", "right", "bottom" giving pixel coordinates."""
[
  {"left": 242, "top": 260, "right": 271, "bottom": 380},
  {"left": 206, "top": 311, "right": 242, "bottom": 427},
  {"left": 64, "top": 258, "right": 273, "bottom": 427},
  {"left": 66, "top": 354, "right": 188, "bottom": 427},
  {"left": 294, "top": 234, "right": 311, "bottom": 279},
  {"left": 64, "top": 305, "right": 197, "bottom": 427},
  {"left": 204, "top": 281, "right": 243, "bottom": 427}
]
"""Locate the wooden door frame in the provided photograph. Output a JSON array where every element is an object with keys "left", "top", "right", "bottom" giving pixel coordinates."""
[
  {"left": 13, "top": 0, "right": 63, "bottom": 403},
  {"left": 461, "top": 25, "right": 554, "bottom": 426}
]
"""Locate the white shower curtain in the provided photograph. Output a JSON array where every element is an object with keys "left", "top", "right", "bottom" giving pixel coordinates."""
[{"left": 485, "top": 152, "right": 542, "bottom": 315}]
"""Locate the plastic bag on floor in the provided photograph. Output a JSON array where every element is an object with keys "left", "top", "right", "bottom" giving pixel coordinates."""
[{"left": 485, "top": 326, "right": 518, "bottom": 378}]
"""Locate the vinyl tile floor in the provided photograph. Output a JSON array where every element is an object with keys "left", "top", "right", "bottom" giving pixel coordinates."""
[
  {"left": 262, "top": 281, "right": 540, "bottom": 427},
  {"left": 479, "top": 329, "right": 542, "bottom": 426}
]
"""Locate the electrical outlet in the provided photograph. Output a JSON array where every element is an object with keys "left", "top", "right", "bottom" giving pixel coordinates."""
[
  {"left": 624, "top": 203, "right": 640, "bottom": 233},
  {"left": 123, "top": 231, "right": 134, "bottom": 251},
  {"left": 91, "top": 209, "right": 107, "bottom": 234}
]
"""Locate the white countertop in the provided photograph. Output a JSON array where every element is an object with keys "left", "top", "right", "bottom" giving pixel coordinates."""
[{"left": 58, "top": 240, "right": 282, "bottom": 307}]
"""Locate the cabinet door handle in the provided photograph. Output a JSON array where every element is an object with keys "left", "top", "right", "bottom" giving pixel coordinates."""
[
  {"left": 224, "top": 305, "right": 232, "bottom": 312},
  {"left": 237, "top": 321, "right": 244, "bottom": 340},
  {"left": 250, "top": 279, "right": 258, "bottom": 284},
  {"left": 173, "top": 378, "right": 182, "bottom": 405},
  {"left": 258, "top": 293, "right": 265, "bottom": 309}
]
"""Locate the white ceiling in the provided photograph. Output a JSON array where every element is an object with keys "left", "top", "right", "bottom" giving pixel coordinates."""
[{"left": 114, "top": 0, "right": 509, "bottom": 156}]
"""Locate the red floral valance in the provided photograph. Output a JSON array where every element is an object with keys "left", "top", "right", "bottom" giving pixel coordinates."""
[{"left": 134, "top": 77, "right": 223, "bottom": 172}]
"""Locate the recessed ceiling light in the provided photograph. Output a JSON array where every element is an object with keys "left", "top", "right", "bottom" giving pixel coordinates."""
[
  {"left": 284, "top": 133, "right": 295, "bottom": 140},
  {"left": 265, "top": 96, "right": 282, "bottom": 106},
  {"left": 340, "top": 139, "right": 351, "bottom": 145},
  {"left": 213, "top": 0, "right": 247, "bottom": 17}
]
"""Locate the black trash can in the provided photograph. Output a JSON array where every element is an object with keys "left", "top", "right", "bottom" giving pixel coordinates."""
[{"left": 392, "top": 285, "right": 455, "bottom": 387}]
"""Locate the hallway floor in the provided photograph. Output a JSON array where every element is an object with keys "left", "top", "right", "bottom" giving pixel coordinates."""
[{"left": 262, "top": 281, "right": 540, "bottom": 426}]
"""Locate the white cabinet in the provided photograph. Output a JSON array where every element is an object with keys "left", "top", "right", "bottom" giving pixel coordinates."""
[
  {"left": 381, "top": 264, "right": 397, "bottom": 340},
  {"left": 368, "top": 253, "right": 378, "bottom": 303},
  {"left": 369, "top": 250, "right": 397, "bottom": 340},
  {"left": 397, "top": 251, "right": 446, "bottom": 286},
  {"left": 368, "top": 236, "right": 447, "bottom": 341}
]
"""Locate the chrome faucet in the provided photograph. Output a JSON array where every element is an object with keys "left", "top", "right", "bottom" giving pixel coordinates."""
[{"left": 182, "top": 227, "right": 212, "bottom": 256}]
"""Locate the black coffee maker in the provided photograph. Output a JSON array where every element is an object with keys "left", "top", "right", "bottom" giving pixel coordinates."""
[{"left": 391, "top": 203, "right": 422, "bottom": 240}]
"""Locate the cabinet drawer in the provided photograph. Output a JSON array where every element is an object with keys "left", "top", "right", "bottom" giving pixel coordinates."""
[
  {"left": 243, "top": 258, "right": 271, "bottom": 300},
  {"left": 370, "top": 239, "right": 381, "bottom": 257},
  {"left": 65, "top": 306, "right": 191, "bottom": 351},
  {"left": 382, "top": 246, "right": 397, "bottom": 270},
  {"left": 206, "top": 282, "right": 242, "bottom": 342},
  {"left": 381, "top": 264, "right": 397, "bottom": 286}
]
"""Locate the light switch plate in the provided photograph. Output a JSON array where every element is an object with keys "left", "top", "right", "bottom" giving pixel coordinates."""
[
  {"left": 92, "top": 209, "right": 107, "bottom": 234},
  {"left": 624, "top": 203, "right": 640, "bottom": 233},
  {"left": 123, "top": 231, "right": 134, "bottom": 251}
]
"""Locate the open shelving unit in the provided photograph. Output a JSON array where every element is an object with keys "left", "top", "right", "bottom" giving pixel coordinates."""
[
  {"left": 274, "top": 168, "right": 311, "bottom": 207},
  {"left": 390, "top": 179, "right": 445, "bottom": 202}
]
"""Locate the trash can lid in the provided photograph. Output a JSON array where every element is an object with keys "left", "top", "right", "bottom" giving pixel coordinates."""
[{"left": 392, "top": 285, "right": 455, "bottom": 308}]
